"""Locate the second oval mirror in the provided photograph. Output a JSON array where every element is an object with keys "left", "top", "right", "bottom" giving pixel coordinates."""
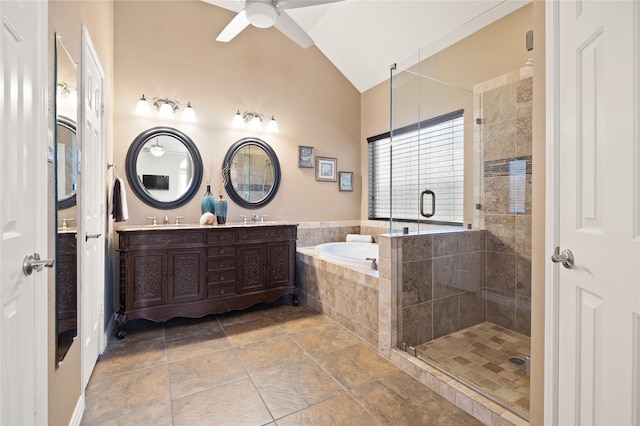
[{"left": 223, "top": 137, "right": 281, "bottom": 209}]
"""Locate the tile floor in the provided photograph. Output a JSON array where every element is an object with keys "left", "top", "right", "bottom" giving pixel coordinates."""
[
  {"left": 416, "top": 322, "right": 530, "bottom": 418},
  {"left": 82, "top": 301, "right": 483, "bottom": 425}
]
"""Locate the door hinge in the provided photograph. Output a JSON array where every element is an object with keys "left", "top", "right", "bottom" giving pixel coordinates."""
[{"left": 101, "top": 103, "right": 104, "bottom": 117}]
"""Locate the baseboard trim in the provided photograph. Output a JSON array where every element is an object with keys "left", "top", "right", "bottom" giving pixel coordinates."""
[{"left": 68, "top": 393, "right": 85, "bottom": 426}]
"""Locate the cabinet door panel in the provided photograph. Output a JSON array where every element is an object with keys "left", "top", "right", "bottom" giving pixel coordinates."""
[
  {"left": 169, "top": 248, "right": 205, "bottom": 303},
  {"left": 267, "top": 242, "right": 294, "bottom": 288},
  {"left": 129, "top": 250, "right": 167, "bottom": 309},
  {"left": 236, "top": 244, "right": 266, "bottom": 293}
]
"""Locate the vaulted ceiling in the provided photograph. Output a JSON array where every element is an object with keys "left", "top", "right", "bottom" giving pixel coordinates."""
[{"left": 202, "top": 0, "right": 531, "bottom": 92}]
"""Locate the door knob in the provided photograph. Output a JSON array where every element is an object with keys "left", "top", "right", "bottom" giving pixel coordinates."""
[
  {"left": 551, "top": 247, "right": 574, "bottom": 269},
  {"left": 22, "top": 253, "right": 55, "bottom": 276}
]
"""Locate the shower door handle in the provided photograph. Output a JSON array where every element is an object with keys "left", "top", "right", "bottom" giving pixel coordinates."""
[{"left": 420, "top": 190, "right": 435, "bottom": 218}]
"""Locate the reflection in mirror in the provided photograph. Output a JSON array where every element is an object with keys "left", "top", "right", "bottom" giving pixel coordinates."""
[
  {"left": 55, "top": 35, "right": 78, "bottom": 366},
  {"left": 57, "top": 117, "right": 77, "bottom": 209},
  {"left": 126, "top": 127, "right": 203, "bottom": 209},
  {"left": 137, "top": 135, "right": 193, "bottom": 202},
  {"left": 223, "top": 137, "right": 281, "bottom": 209}
]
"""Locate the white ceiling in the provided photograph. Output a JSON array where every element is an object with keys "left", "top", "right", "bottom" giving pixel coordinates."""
[{"left": 205, "top": 0, "right": 531, "bottom": 93}]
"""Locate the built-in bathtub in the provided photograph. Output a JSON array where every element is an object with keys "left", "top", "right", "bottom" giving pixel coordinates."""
[
  {"left": 296, "top": 244, "right": 379, "bottom": 347},
  {"left": 315, "top": 242, "right": 379, "bottom": 270}
]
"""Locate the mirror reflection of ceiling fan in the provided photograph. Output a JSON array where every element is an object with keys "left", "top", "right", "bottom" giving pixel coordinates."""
[{"left": 203, "top": 0, "right": 343, "bottom": 48}]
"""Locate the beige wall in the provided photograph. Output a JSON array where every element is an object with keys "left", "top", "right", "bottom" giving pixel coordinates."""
[
  {"left": 113, "top": 1, "right": 362, "bottom": 225},
  {"left": 360, "top": 4, "right": 533, "bottom": 226},
  {"left": 48, "top": 1, "right": 114, "bottom": 425}
]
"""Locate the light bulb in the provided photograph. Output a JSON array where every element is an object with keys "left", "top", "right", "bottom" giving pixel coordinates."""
[
  {"left": 245, "top": 1, "right": 277, "bottom": 28},
  {"left": 135, "top": 94, "right": 152, "bottom": 116},
  {"left": 249, "top": 115, "right": 262, "bottom": 130},
  {"left": 149, "top": 144, "right": 165, "bottom": 157},
  {"left": 266, "top": 115, "right": 279, "bottom": 133},
  {"left": 158, "top": 100, "right": 174, "bottom": 119},
  {"left": 232, "top": 110, "right": 244, "bottom": 128},
  {"left": 182, "top": 102, "right": 196, "bottom": 122}
]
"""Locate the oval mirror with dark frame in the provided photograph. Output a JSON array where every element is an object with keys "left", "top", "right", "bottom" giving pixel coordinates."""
[
  {"left": 55, "top": 34, "right": 79, "bottom": 366},
  {"left": 125, "top": 127, "right": 203, "bottom": 209},
  {"left": 57, "top": 116, "right": 78, "bottom": 209},
  {"left": 223, "top": 137, "right": 281, "bottom": 209}
]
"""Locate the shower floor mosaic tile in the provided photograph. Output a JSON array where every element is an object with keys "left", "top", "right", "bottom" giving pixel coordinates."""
[{"left": 416, "top": 322, "right": 530, "bottom": 419}]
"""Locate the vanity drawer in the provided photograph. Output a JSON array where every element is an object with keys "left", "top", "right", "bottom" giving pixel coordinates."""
[
  {"left": 207, "top": 256, "right": 235, "bottom": 271},
  {"left": 207, "top": 246, "right": 234, "bottom": 257},
  {"left": 207, "top": 230, "right": 236, "bottom": 245},
  {"left": 207, "top": 270, "right": 235, "bottom": 285},
  {"left": 207, "top": 283, "right": 236, "bottom": 299},
  {"left": 236, "top": 227, "right": 294, "bottom": 243}
]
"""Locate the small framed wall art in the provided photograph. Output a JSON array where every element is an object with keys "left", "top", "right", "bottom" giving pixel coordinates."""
[
  {"left": 298, "top": 145, "right": 314, "bottom": 168},
  {"left": 315, "top": 156, "right": 337, "bottom": 181},
  {"left": 339, "top": 171, "right": 353, "bottom": 191}
]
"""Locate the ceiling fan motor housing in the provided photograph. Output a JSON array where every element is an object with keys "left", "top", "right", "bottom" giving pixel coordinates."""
[{"left": 245, "top": 0, "right": 278, "bottom": 28}]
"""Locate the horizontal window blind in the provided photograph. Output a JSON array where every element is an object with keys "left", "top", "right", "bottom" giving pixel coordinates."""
[{"left": 368, "top": 110, "right": 464, "bottom": 224}]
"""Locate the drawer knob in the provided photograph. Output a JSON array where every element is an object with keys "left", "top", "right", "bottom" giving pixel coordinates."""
[
  {"left": 219, "top": 235, "right": 224, "bottom": 240},
  {"left": 219, "top": 248, "right": 225, "bottom": 254},
  {"left": 219, "top": 262, "right": 225, "bottom": 267},
  {"left": 220, "top": 275, "right": 225, "bottom": 281},
  {"left": 219, "top": 288, "right": 225, "bottom": 294}
]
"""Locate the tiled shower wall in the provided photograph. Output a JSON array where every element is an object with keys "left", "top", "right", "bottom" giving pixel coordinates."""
[
  {"left": 474, "top": 68, "right": 533, "bottom": 336},
  {"left": 399, "top": 230, "right": 486, "bottom": 348}
]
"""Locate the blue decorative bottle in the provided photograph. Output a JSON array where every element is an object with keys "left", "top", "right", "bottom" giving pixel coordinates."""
[
  {"left": 215, "top": 195, "right": 228, "bottom": 225},
  {"left": 201, "top": 185, "right": 216, "bottom": 215}
]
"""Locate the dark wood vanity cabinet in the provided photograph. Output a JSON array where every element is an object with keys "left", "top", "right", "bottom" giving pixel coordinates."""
[{"left": 116, "top": 224, "right": 297, "bottom": 338}]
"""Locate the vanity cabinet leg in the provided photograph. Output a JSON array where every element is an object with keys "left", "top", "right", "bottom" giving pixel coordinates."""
[
  {"left": 116, "top": 312, "right": 127, "bottom": 339},
  {"left": 291, "top": 292, "right": 300, "bottom": 306}
]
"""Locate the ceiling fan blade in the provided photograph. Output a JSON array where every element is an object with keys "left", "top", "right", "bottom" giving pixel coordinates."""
[
  {"left": 200, "top": 0, "right": 243, "bottom": 13},
  {"left": 273, "top": 10, "right": 314, "bottom": 48},
  {"left": 216, "top": 10, "right": 251, "bottom": 42},
  {"left": 277, "top": 0, "right": 343, "bottom": 10}
]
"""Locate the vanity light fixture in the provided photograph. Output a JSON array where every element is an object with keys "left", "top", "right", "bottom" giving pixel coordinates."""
[
  {"left": 135, "top": 94, "right": 196, "bottom": 122},
  {"left": 149, "top": 138, "right": 165, "bottom": 157},
  {"left": 232, "top": 110, "right": 279, "bottom": 133}
]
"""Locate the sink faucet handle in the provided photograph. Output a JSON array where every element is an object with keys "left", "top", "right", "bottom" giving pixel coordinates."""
[
  {"left": 239, "top": 215, "right": 247, "bottom": 224},
  {"left": 163, "top": 215, "right": 170, "bottom": 224},
  {"left": 251, "top": 214, "right": 258, "bottom": 222},
  {"left": 175, "top": 216, "right": 184, "bottom": 225},
  {"left": 61, "top": 218, "right": 75, "bottom": 228},
  {"left": 147, "top": 216, "right": 157, "bottom": 225},
  {"left": 260, "top": 214, "right": 268, "bottom": 223}
]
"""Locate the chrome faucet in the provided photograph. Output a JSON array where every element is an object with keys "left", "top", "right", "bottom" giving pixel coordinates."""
[
  {"left": 147, "top": 216, "right": 157, "bottom": 226},
  {"left": 240, "top": 215, "right": 247, "bottom": 224},
  {"left": 251, "top": 214, "right": 258, "bottom": 223},
  {"left": 61, "top": 218, "right": 74, "bottom": 229},
  {"left": 366, "top": 257, "right": 378, "bottom": 270},
  {"left": 175, "top": 216, "right": 184, "bottom": 225},
  {"left": 163, "top": 215, "right": 170, "bottom": 225}
]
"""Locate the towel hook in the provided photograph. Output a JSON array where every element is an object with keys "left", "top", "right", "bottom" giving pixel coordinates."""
[{"left": 107, "top": 163, "right": 119, "bottom": 178}]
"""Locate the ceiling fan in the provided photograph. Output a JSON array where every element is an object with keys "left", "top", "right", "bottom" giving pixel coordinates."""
[{"left": 203, "top": 0, "right": 342, "bottom": 48}]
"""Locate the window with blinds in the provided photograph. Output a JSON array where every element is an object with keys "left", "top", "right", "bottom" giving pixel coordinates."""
[{"left": 368, "top": 110, "right": 464, "bottom": 224}]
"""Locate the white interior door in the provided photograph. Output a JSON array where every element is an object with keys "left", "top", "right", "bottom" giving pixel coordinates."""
[
  {"left": 80, "top": 25, "right": 106, "bottom": 390},
  {"left": 0, "top": 0, "right": 48, "bottom": 424},
  {"left": 547, "top": 1, "right": 640, "bottom": 425}
]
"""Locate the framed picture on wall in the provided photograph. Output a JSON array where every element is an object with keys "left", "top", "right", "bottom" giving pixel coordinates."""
[
  {"left": 298, "top": 146, "right": 315, "bottom": 168},
  {"left": 315, "top": 156, "right": 337, "bottom": 181},
  {"left": 339, "top": 171, "right": 353, "bottom": 191}
]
